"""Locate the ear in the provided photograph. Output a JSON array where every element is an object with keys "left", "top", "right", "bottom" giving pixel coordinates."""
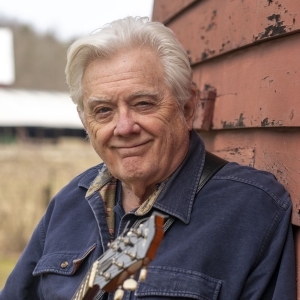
[{"left": 183, "top": 85, "right": 198, "bottom": 131}]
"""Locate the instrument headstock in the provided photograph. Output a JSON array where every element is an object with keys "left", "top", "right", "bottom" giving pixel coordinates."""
[{"left": 72, "top": 212, "right": 165, "bottom": 300}]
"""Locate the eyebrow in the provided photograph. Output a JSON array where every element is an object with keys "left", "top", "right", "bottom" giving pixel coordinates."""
[
  {"left": 87, "top": 97, "right": 110, "bottom": 105},
  {"left": 128, "top": 91, "right": 161, "bottom": 101},
  {"left": 87, "top": 91, "right": 161, "bottom": 105}
]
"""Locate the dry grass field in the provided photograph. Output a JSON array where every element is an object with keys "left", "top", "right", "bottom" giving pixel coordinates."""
[
  {"left": 0, "top": 137, "right": 100, "bottom": 287},
  {"left": 0, "top": 257, "right": 18, "bottom": 289}
]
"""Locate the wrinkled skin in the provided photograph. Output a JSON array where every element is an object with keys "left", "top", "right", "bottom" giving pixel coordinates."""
[{"left": 80, "top": 48, "right": 197, "bottom": 210}]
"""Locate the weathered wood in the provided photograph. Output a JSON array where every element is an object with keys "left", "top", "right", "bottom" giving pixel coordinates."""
[
  {"left": 152, "top": 0, "right": 197, "bottom": 23},
  {"left": 193, "top": 33, "right": 300, "bottom": 129},
  {"left": 198, "top": 128, "right": 300, "bottom": 226},
  {"left": 164, "top": 0, "right": 300, "bottom": 63},
  {"left": 194, "top": 88, "right": 216, "bottom": 130},
  {"left": 213, "top": 147, "right": 255, "bottom": 167}
]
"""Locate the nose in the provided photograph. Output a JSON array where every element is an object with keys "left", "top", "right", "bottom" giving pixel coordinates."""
[{"left": 113, "top": 109, "right": 141, "bottom": 136}]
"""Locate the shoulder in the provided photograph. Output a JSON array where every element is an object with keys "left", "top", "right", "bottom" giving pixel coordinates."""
[
  {"left": 207, "top": 162, "right": 291, "bottom": 210},
  {"left": 65, "top": 162, "right": 105, "bottom": 189},
  {"left": 194, "top": 162, "right": 292, "bottom": 248},
  {"left": 43, "top": 163, "right": 105, "bottom": 220},
  {"left": 52, "top": 162, "right": 105, "bottom": 197}
]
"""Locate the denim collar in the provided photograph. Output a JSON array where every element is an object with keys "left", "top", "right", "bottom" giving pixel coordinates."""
[
  {"left": 151, "top": 130, "right": 205, "bottom": 224},
  {"left": 78, "top": 129, "right": 206, "bottom": 224}
]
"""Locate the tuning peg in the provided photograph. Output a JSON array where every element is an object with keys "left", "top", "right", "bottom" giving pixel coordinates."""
[
  {"left": 124, "top": 250, "right": 137, "bottom": 260},
  {"left": 123, "top": 276, "right": 138, "bottom": 291},
  {"left": 112, "top": 258, "right": 124, "bottom": 270},
  {"left": 135, "top": 228, "right": 143, "bottom": 237},
  {"left": 122, "top": 236, "right": 133, "bottom": 246},
  {"left": 139, "top": 267, "right": 148, "bottom": 282},
  {"left": 114, "top": 286, "right": 124, "bottom": 300}
]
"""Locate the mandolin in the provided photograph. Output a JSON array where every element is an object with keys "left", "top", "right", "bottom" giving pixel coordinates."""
[{"left": 71, "top": 212, "right": 165, "bottom": 300}]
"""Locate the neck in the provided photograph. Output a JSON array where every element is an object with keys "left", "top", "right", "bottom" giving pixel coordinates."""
[{"left": 121, "top": 182, "right": 155, "bottom": 213}]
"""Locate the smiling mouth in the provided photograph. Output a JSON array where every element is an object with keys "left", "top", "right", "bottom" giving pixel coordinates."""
[
  {"left": 114, "top": 141, "right": 150, "bottom": 149},
  {"left": 113, "top": 141, "right": 150, "bottom": 155}
]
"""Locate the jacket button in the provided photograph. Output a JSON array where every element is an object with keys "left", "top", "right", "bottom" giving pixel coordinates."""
[{"left": 60, "top": 261, "right": 69, "bottom": 268}]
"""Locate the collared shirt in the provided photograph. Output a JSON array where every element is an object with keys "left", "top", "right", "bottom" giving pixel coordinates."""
[{"left": 0, "top": 130, "right": 296, "bottom": 300}]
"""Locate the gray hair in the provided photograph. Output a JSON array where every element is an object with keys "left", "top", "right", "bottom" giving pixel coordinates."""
[{"left": 65, "top": 16, "right": 192, "bottom": 111}]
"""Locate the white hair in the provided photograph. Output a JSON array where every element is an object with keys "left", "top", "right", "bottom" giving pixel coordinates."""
[{"left": 65, "top": 16, "right": 193, "bottom": 111}]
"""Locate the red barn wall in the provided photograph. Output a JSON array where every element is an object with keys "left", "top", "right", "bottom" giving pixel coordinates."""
[{"left": 153, "top": 0, "right": 300, "bottom": 296}]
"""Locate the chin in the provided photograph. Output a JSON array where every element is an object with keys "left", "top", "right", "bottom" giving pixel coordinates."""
[
  {"left": 119, "top": 169, "right": 147, "bottom": 181},
  {"left": 118, "top": 166, "right": 153, "bottom": 183},
  {"left": 110, "top": 156, "right": 155, "bottom": 181}
]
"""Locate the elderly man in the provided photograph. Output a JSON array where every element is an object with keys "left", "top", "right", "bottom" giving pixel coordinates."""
[{"left": 0, "top": 17, "right": 296, "bottom": 300}]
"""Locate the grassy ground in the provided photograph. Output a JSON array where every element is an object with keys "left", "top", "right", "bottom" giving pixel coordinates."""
[{"left": 0, "top": 257, "right": 18, "bottom": 289}]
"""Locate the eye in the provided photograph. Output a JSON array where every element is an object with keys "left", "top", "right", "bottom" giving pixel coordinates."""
[
  {"left": 97, "top": 107, "right": 111, "bottom": 114},
  {"left": 134, "top": 101, "right": 154, "bottom": 111},
  {"left": 137, "top": 101, "right": 150, "bottom": 106},
  {"left": 94, "top": 106, "right": 113, "bottom": 119}
]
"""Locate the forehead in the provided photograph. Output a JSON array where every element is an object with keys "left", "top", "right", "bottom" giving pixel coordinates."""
[{"left": 82, "top": 48, "right": 166, "bottom": 99}]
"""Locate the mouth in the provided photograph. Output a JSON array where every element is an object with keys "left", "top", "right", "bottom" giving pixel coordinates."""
[
  {"left": 114, "top": 140, "right": 150, "bottom": 149},
  {"left": 113, "top": 141, "right": 151, "bottom": 156}
]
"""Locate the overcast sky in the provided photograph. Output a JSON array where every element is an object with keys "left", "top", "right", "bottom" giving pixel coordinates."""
[{"left": 0, "top": 0, "right": 154, "bottom": 41}]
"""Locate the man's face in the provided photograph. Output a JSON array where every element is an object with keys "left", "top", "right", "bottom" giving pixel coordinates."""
[{"left": 81, "top": 48, "right": 195, "bottom": 199}]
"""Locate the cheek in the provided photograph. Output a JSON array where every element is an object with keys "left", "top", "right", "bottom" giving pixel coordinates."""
[
  {"left": 85, "top": 123, "right": 106, "bottom": 154},
  {"left": 85, "top": 114, "right": 110, "bottom": 141}
]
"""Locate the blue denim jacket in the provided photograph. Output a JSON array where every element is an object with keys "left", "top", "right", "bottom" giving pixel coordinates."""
[{"left": 0, "top": 130, "right": 296, "bottom": 300}]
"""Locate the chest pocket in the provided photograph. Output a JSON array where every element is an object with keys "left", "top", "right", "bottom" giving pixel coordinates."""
[
  {"left": 135, "top": 266, "right": 222, "bottom": 300},
  {"left": 32, "top": 244, "right": 97, "bottom": 300},
  {"left": 33, "top": 243, "right": 96, "bottom": 276}
]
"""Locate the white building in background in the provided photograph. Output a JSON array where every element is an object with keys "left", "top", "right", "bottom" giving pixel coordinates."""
[
  {"left": 0, "top": 89, "right": 82, "bottom": 129},
  {"left": 0, "top": 28, "right": 84, "bottom": 140},
  {"left": 0, "top": 89, "right": 84, "bottom": 141},
  {"left": 0, "top": 28, "right": 15, "bottom": 86}
]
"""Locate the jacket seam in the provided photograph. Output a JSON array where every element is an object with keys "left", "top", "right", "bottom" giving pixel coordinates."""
[
  {"left": 86, "top": 193, "right": 106, "bottom": 252},
  {"left": 212, "top": 175, "right": 290, "bottom": 210},
  {"left": 39, "top": 217, "right": 46, "bottom": 250},
  {"left": 251, "top": 207, "right": 286, "bottom": 271}
]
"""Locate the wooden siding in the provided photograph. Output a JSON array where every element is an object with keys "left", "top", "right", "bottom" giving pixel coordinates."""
[
  {"left": 152, "top": 0, "right": 197, "bottom": 23},
  {"left": 153, "top": 0, "right": 300, "bottom": 63},
  {"left": 193, "top": 34, "right": 300, "bottom": 130}
]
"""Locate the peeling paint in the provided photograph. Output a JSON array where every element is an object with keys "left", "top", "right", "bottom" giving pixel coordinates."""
[
  {"left": 204, "top": 84, "right": 212, "bottom": 91},
  {"left": 213, "top": 147, "right": 255, "bottom": 167},
  {"left": 202, "top": 52, "right": 208, "bottom": 61},
  {"left": 219, "top": 40, "right": 231, "bottom": 53},
  {"left": 206, "top": 10, "right": 217, "bottom": 32},
  {"left": 258, "top": 14, "right": 287, "bottom": 39},
  {"left": 201, "top": 48, "right": 216, "bottom": 61},
  {"left": 261, "top": 118, "right": 283, "bottom": 127},
  {"left": 206, "top": 23, "right": 215, "bottom": 32},
  {"left": 221, "top": 113, "right": 246, "bottom": 128},
  {"left": 261, "top": 118, "right": 270, "bottom": 126}
]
